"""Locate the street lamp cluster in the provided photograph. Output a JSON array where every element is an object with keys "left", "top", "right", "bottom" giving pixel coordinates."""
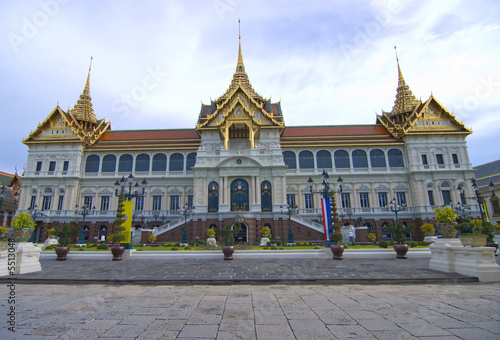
[
  {"left": 458, "top": 179, "right": 496, "bottom": 221},
  {"left": 307, "top": 170, "right": 343, "bottom": 198},
  {"left": 389, "top": 198, "right": 406, "bottom": 223},
  {"left": 114, "top": 174, "right": 148, "bottom": 200}
]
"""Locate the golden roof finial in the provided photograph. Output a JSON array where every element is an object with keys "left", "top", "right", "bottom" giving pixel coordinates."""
[
  {"left": 70, "top": 57, "right": 97, "bottom": 124},
  {"left": 391, "top": 46, "right": 418, "bottom": 115},
  {"left": 236, "top": 19, "right": 245, "bottom": 73}
]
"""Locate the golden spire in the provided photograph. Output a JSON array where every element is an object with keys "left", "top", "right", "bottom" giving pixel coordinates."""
[
  {"left": 70, "top": 56, "right": 97, "bottom": 124},
  {"left": 392, "top": 46, "right": 418, "bottom": 116},
  {"left": 236, "top": 19, "right": 245, "bottom": 73}
]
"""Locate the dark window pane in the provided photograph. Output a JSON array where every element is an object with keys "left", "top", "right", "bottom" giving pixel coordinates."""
[
  {"left": 169, "top": 153, "right": 184, "bottom": 171},
  {"left": 283, "top": 151, "right": 296, "bottom": 169},
  {"left": 316, "top": 150, "right": 332, "bottom": 169},
  {"left": 352, "top": 150, "right": 368, "bottom": 168},
  {"left": 152, "top": 153, "right": 167, "bottom": 171},
  {"left": 101, "top": 155, "right": 116, "bottom": 172},
  {"left": 135, "top": 154, "right": 150, "bottom": 172},
  {"left": 299, "top": 151, "right": 314, "bottom": 169},
  {"left": 388, "top": 149, "right": 404, "bottom": 167},
  {"left": 186, "top": 153, "right": 196, "bottom": 170},
  {"left": 118, "top": 154, "right": 133, "bottom": 172},
  {"left": 334, "top": 150, "right": 350, "bottom": 168},
  {"left": 370, "top": 149, "right": 386, "bottom": 168},
  {"left": 85, "top": 155, "right": 100, "bottom": 173}
]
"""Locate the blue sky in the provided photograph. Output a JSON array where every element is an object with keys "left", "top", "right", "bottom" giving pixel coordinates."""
[{"left": 1, "top": 0, "right": 499, "bottom": 175}]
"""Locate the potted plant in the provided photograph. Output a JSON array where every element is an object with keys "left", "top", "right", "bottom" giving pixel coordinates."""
[
  {"left": 367, "top": 233, "right": 376, "bottom": 243},
  {"left": 110, "top": 192, "right": 127, "bottom": 260},
  {"left": 420, "top": 223, "right": 435, "bottom": 236},
  {"left": 383, "top": 222, "right": 415, "bottom": 259},
  {"left": 206, "top": 228, "right": 216, "bottom": 247},
  {"left": 11, "top": 212, "right": 37, "bottom": 242},
  {"left": 53, "top": 224, "right": 80, "bottom": 260},
  {"left": 329, "top": 232, "right": 345, "bottom": 260},
  {"left": 434, "top": 207, "right": 458, "bottom": 238},
  {"left": 214, "top": 223, "right": 241, "bottom": 260},
  {"left": 457, "top": 218, "right": 489, "bottom": 248},
  {"left": 261, "top": 226, "right": 271, "bottom": 238},
  {"left": 47, "top": 227, "right": 56, "bottom": 239}
]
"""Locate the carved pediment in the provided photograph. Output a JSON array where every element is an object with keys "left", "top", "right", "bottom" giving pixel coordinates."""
[{"left": 217, "top": 156, "right": 262, "bottom": 168}]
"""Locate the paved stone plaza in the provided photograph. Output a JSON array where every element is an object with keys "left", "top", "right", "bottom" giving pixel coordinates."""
[{"left": 1, "top": 250, "right": 499, "bottom": 339}]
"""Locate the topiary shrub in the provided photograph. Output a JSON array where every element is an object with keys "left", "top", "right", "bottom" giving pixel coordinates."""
[
  {"left": 409, "top": 241, "right": 418, "bottom": 248},
  {"left": 96, "top": 243, "right": 108, "bottom": 250},
  {"left": 378, "top": 240, "right": 388, "bottom": 248}
]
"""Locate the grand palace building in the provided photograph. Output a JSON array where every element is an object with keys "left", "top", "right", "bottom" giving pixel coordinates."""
[{"left": 17, "top": 35, "right": 480, "bottom": 244}]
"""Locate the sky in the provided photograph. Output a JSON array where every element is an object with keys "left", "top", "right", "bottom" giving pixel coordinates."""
[{"left": 0, "top": 0, "right": 499, "bottom": 175}]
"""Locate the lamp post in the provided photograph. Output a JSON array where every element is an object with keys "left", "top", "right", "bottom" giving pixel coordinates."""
[
  {"left": 389, "top": 197, "right": 406, "bottom": 223},
  {"left": 307, "top": 170, "right": 343, "bottom": 247},
  {"left": 281, "top": 204, "right": 296, "bottom": 244},
  {"left": 75, "top": 204, "right": 95, "bottom": 244},
  {"left": 181, "top": 203, "right": 191, "bottom": 244},
  {"left": 114, "top": 174, "right": 148, "bottom": 249},
  {"left": 468, "top": 179, "right": 488, "bottom": 221}
]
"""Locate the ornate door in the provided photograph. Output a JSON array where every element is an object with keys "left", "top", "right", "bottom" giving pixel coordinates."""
[{"left": 231, "top": 179, "right": 249, "bottom": 211}]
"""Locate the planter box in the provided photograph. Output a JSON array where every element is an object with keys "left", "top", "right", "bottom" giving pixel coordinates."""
[{"left": 459, "top": 235, "right": 487, "bottom": 247}]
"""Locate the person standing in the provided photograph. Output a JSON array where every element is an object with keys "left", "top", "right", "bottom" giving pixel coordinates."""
[{"left": 349, "top": 229, "right": 354, "bottom": 244}]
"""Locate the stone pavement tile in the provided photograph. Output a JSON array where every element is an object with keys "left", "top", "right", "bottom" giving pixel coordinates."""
[
  {"left": 90, "top": 310, "right": 134, "bottom": 320},
  {"left": 100, "top": 324, "right": 147, "bottom": 338},
  {"left": 370, "top": 330, "right": 419, "bottom": 340},
  {"left": 218, "top": 319, "right": 254, "bottom": 332},
  {"left": 222, "top": 309, "right": 254, "bottom": 320},
  {"left": 398, "top": 322, "right": 452, "bottom": 337},
  {"left": 326, "top": 325, "right": 374, "bottom": 338},
  {"left": 254, "top": 307, "right": 288, "bottom": 325},
  {"left": 178, "top": 324, "right": 218, "bottom": 338},
  {"left": 310, "top": 309, "right": 357, "bottom": 325},
  {"left": 412, "top": 309, "right": 474, "bottom": 328},
  {"left": 135, "top": 330, "right": 179, "bottom": 339},
  {"left": 355, "top": 319, "right": 400, "bottom": 331},
  {"left": 194, "top": 306, "right": 225, "bottom": 315},
  {"left": 472, "top": 320, "right": 500, "bottom": 333},
  {"left": 57, "top": 328, "right": 102, "bottom": 339},
  {"left": 160, "top": 309, "right": 193, "bottom": 319},
  {"left": 186, "top": 313, "right": 223, "bottom": 325},
  {"left": 293, "top": 329, "right": 339, "bottom": 340},
  {"left": 0, "top": 327, "right": 29, "bottom": 340},
  {"left": 344, "top": 311, "right": 385, "bottom": 320},
  {"left": 282, "top": 306, "right": 316, "bottom": 319},
  {"left": 382, "top": 312, "right": 426, "bottom": 324},
  {"left": 288, "top": 318, "right": 327, "bottom": 331},
  {"left": 23, "top": 323, "right": 71, "bottom": 336},
  {"left": 132, "top": 307, "right": 167, "bottom": 315},
  {"left": 447, "top": 327, "right": 499, "bottom": 340},
  {"left": 6, "top": 335, "right": 58, "bottom": 340},
  {"left": 146, "top": 319, "right": 186, "bottom": 331},
  {"left": 216, "top": 330, "right": 256, "bottom": 340},
  {"left": 255, "top": 324, "right": 295, "bottom": 339},
  {"left": 119, "top": 314, "right": 157, "bottom": 325},
  {"left": 77, "top": 319, "right": 120, "bottom": 330}
]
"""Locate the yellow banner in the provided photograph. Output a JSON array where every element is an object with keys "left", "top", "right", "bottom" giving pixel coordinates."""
[{"left": 122, "top": 200, "right": 133, "bottom": 243}]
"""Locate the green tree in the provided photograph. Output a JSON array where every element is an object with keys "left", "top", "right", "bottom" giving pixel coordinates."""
[
  {"left": 12, "top": 212, "right": 36, "bottom": 229},
  {"left": 110, "top": 191, "right": 127, "bottom": 245}
]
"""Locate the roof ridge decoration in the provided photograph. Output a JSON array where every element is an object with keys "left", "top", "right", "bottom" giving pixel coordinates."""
[{"left": 69, "top": 56, "right": 97, "bottom": 124}]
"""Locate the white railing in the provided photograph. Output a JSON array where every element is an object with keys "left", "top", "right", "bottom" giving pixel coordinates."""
[
  {"left": 153, "top": 216, "right": 192, "bottom": 236},
  {"left": 290, "top": 215, "right": 324, "bottom": 233}
]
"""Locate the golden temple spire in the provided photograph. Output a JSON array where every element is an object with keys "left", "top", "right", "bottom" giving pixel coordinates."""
[
  {"left": 236, "top": 19, "right": 245, "bottom": 73},
  {"left": 70, "top": 57, "right": 97, "bottom": 124},
  {"left": 392, "top": 46, "right": 418, "bottom": 116}
]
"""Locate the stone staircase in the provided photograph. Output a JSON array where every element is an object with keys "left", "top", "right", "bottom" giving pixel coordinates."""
[{"left": 152, "top": 216, "right": 192, "bottom": 237}]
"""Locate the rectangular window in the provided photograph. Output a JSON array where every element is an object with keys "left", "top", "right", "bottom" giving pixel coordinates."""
[
  {"left": 100, "top": 196, "right": 110, "bottom": 211},
  {"left": 359, "top": 193, "right": 370, "bottom": 208},
  {"left": 29, "top": 196, "right": 37, "bottom": 210},
  {"left": 62, "top": 161, "right": 69, "bottom": 174},
  {"left": 187, "top": 195, "right": 194, "bottom": 209},
  {"left": 153, "top": 196, "right": 162, "bottom": 211},
  {"left": 341, "top": 193, "right": 351, "bottom": 208},
  {"left": 492, "top": 200, "right": 500, "bottom": 215},
  {"left": 378, "top": 192, "right": 388, "bottom": 207},
  {"left": 452, "top": 154, "right": 459, "bottom": 164},
  {"left": 170, "top": 196, "right": 180, "bottom": 211},
  {"left": 421, "top": 154, "right": 428, "bottom": 165},
  {"left": 428, "top": 191, "right": 435, "bottom": 206},
  {"left": 442, "top": 190, "right": 451, "bottom": 205},
  {"left": 304, "top": 194, "right": 314, "bottom": 209},
  {"left": 48, "top": 161, "right": 56, "bottom": 174},
  {"left": 286, "top": 194, "right": 296, "bottom": 208},
  {"left": 57, "top": 196, "right": 64, "bottom": 211},
  {"left": 436, "top": 154, "right": 444, "bottom": 167},
  {"left": 135, "top": 196, "right": 144, "bottom": 211},
  {"left": 35, "top": 161, "right": 42, "bottom": 174},
  {"left": 297, "top": 227, "right": 300, "bottom": 233},
  {"left": 396, "top": 192, "right": 406, "bottom": 205},
  {"left": 84, "top": 196, "right": 93, "bottom": 209},
  {"left": 42, "top": 196, "right": 52, "bottom": 210}
]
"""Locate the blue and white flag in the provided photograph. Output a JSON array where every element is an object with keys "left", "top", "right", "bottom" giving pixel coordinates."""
[{"left": 321, "top": 198, "right": 331, "bottom": 241}]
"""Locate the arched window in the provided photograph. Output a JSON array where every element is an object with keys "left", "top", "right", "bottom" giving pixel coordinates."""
[
  {"left": 169, "top": 153, "right": 184, "bottom": 171},
  {"left": 85, "top": 155, "right": 100, "bottom": 173},
  {"left": 388, "top": 149, "right": 404, "bottom": 167},
  {"left": 101, "top": 154, "right": 116, "bottom": 173},
  {"left": 135, "top": 154, "right": 150, "bottom": 172},
  {"left": 118, "top": 154, "right": 133, "bottom": 172},
  {"left": 316, "top": 150, "right": 332, "bottom": 169},
  {"left": 370, "top": 149, "right": 386, "bottom": 168},
  {"left": 299, "top": 150, "right": 314, "bottom": 169},
  {"left": 334, "top": 150, "right": 350, "bottom": 168},
  {"left": 352, "top": 150, "right": 368, "bottom": 168},
  {"left": 208, "top": 182, "right": 219, "bottom": 212},
  {"left": 186, "top": 153, "right": 196, "bottom": 171},
  {"left": 261, "top": 181, "right": 272, "bottom": 212},
  {"left": 231, "top": 179, "right": 249, "bottom": 211},
  {"left": 283, "top": 151, "right": 296, "bottom": 169},
  {"left": 152, "top": 153, "right": 167, "bottom": 172}
]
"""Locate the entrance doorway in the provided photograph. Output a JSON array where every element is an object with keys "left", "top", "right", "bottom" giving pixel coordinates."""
[{"left": 234, "top": 223, "right": 248, "bottom": 243}]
